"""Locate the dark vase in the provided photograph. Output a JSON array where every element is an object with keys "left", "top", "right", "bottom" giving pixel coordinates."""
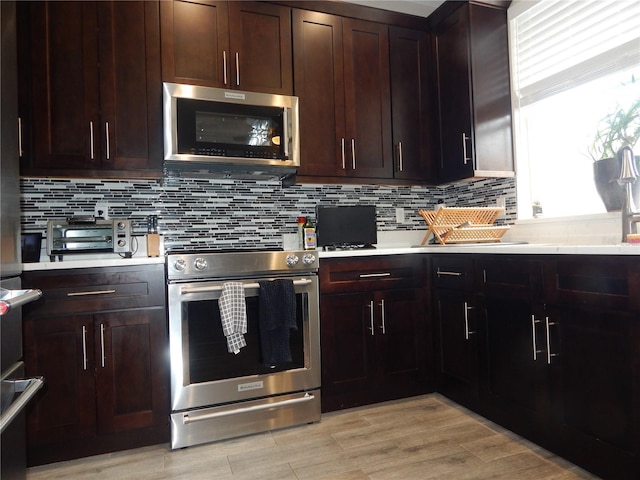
[{"left": 593, "top": 156, "right": 640, "bottom": 211}]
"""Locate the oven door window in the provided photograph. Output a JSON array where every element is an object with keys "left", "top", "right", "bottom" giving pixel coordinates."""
[
  {"left": 176, "top": 98, "right": 284, "bottom": 159},
  {"left": 184, "top": 293, "right": 306, "bottom": 383}
]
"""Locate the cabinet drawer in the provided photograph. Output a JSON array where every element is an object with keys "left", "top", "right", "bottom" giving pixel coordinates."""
[
  {"left": 477, "top": 255, "right": 544, "bottom": 301},
  {"left": 545, "top": 256, "right": 640, "bottom": 312},
  {"left": 320, "top": 256, "right": 424, "bottom": 293},
  {"left": 23, "top": 264, "right": 165, "bottom": 316},
  {"left": 430, "top": 255, "right": 474, "bottom": 291}
]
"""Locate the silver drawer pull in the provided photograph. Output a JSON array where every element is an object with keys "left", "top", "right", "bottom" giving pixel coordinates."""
[
  {"left": 67, "top": 289, "right": 116, "bottom": 297},
  {"left": 437, "top": 268, "right": 462, "bottom": 277},
  {"left": 359, "top": 273, "right": 391, "bottom": 278}
]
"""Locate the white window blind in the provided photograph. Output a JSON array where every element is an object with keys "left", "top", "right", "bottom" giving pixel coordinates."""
[{"left": 511, "top": 0, "right": 640, "bottom": 106}]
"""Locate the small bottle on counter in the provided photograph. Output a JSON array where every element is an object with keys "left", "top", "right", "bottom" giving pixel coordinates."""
[
  {"left": 297, "top": 216, "right": 306, "bottom": 250},
  {"left": 303, "top": 217, "right": 316, "bottom": 250}
]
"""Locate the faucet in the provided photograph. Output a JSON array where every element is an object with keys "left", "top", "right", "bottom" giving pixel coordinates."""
[{"left": 617, "top": 145, "right": 640, "bottom": 242}]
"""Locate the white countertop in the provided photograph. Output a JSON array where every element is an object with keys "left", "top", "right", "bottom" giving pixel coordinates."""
[
  {"left": 317, "top": 242, "right": 640, "bottom": 258},
  {"left": 22, "top": 254, "right": 164, "bottom": 271}
]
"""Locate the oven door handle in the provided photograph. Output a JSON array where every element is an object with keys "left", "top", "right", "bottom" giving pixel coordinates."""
[
  {"left": 0, "top": 375, "right": 45, "bottom": 434},
  {"left": 182, "top": 393, "right": 316, "bottom": 424},
  {"left": 180, "top": 278, "right": 312, "bottom": 295}
]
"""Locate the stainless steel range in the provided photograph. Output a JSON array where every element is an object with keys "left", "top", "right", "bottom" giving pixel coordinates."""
[{"left": 166, "top": 249, "right": 321, "bottom": 449}]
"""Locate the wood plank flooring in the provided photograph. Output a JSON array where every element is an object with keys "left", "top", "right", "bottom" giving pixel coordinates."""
[{"left": 27, "top": 394, "right": 601, "bottom": 480}]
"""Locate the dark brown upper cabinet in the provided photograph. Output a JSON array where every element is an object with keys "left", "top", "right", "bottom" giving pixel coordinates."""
[
  {"left": 18, "top": 1, "right": 163, "bottom": 179},
  {"left": 431, "top": 2, "right": 514, "bottom": 183},
  {"left": 389, "top": 26, "right": 434, "bottom": 182},
  {"left": 161, "top": 1, "right": 293, "bottom": 95},
  {"left": 293, "top": 10, "right": 394, "bottom": 183}
]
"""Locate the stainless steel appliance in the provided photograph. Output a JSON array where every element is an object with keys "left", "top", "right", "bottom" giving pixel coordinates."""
[
  {"left": 163, "top": 82, "right": 299, "bottom": 183},
  {"left": 1, "top": 3, "right": 44, "bottom": 478},
  {"left": 46, "top": 218, "right": 133, "bottom": 260},
  {"left": 167, "top": 249, "right": 320, "bottom": 449}
]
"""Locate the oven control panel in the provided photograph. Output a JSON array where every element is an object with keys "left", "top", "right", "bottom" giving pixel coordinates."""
[{"left": 167, "top": 250, "right": 319, "bottom": 280}]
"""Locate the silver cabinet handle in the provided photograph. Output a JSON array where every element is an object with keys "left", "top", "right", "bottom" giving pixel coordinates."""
[
  {"left": 351, "top": 138, "right": 356, "bottom": 169},
  {"left": 283, "top": 108, "right": 290, "bottom": 158},
  {"left": 436, "top": 267, "right": 463, "bottom": 277},
  {"left": 462, "top": 133, "right": 471, "bottom": 165},
  {"left": 223, "top": 50, "right": 228, "bottom": 85},
  {"left": 90, "top": 122, "right": 95, "bottom": 159},
  {"left": 341, "top": 138, "right": 346, "bottom": 170},
  {"left": 105, "top": 122, "right": 110, "bottom": 160},
  {"left": 368, "top": 300, "right": 375, "bottom": 336},
  {"left": 379, "top": 299, "right": 386, "bottom": 334},
  {"left": 545, "top": 317, "right": 557, "bottom": 364},
  {"left": 18, "top": 117, "right": 23, "bottom": 157},
  {"left": 67, "top": 289, "right": 116, "bottom": 297},
  {"left": 82, "top": 325, "right": 88, "bottom": 371},
  {"left": 359, "top": 272, "right": 391, "bottom": 278},
  {"left": 531, "top": 315, "right": 543, "bottom": 361},
  {"left": 463, "top": 302, "right": 476, "bottom": 340},
  {"left": 100, "top": 323, "right": 106, "bottom": 368},
  {"left": 397, "top": 142, "right": 403, "bottom": 172},
  {"left": 235, "top": 52, "right": 240, "bottom": 86}
]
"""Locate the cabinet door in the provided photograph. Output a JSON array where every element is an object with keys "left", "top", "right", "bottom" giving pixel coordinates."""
[
  {"left": 23, "top": 1, "right": 162, "bottom": 177},
  {"left": 97, "top": 1, "right": 162, "bottom": 172},
  {"left": 228, "top": 1, "right": 293, "bottom": 95},
  {"left": 160, "top": 0, "right": 229, "bottom": 87},
  {"left": 320, "top": 292, "right": 375, "bottom": 411},
  {"left": 375, "top": 289, "right": 429, "bottom": 393},
  {"left": 389, "top": 26, "right": 433, "bottom": 182},
  {"left": 484, "top": 300, "right": 549, "bottom": 418},
  {"left": 343, "top": 18, "right": 393, "bottom": 179},
  {"left": 26, "top": 1, "right": 101, "bottom": 171},
  {"left": 554, "top": 308, "right": 640, "bottom": 458},
  {"left": 433, "top": 3, "right": 473, "bottom": 182},
  {"left": 434, "top": 289, "right": 480, "bottom": 401},
  {"left": 292, "top": 10, "right": 346, "bottom": 178},
  {"left": 23, "top": 315, "right": 97, "bottom": 445},
  {"left": 95, "top": 308, "right": 168, "bottom": 434}
]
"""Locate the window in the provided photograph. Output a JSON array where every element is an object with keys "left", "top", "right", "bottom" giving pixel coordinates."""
[{"left": 509, "top": 0, "right": 640, "bottom": 219}]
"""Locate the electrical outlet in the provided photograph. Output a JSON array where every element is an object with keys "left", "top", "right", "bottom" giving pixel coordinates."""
[
  {"left": 496, "top": 196, "right": 506, "bottom": 209},
  {"left": 395, "top": 207, "right": 405, "bottom": 224},
  {"left": 95, "top": 202, "right": 109, "bottom": 219}
]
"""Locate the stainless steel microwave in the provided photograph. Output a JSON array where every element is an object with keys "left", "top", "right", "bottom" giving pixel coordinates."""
[{"left": 162, "top": 83, "right": 300, "bottom": 177}]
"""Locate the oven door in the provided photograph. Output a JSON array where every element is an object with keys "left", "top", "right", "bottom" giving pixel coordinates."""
[{"left": 168, "top": 274, "right": 320, "bottom": 412}]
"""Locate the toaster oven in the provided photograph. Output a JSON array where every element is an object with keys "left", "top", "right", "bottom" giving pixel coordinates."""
[{"left": 46, "top": 218, "right": 133, "bottom": 260}]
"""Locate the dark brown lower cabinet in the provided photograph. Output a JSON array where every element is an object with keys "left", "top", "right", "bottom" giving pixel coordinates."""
[
  {"left": 548, "top": 306, "right": 640, "bottom": 480},
  {"left": 22, "top": 265, "right": 169, "bottom": 466},
  {"left": 431, "top": 254, "right": 640, "bottom": 480},
  {"left": 433, "top": 289, "right": 480, "bottom": 403},
  {"left": 320, "top": 256, "right": 431, "bottom": 412}
]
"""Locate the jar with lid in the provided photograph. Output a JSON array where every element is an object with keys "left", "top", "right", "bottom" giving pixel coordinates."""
[{"left": 303, "top": 218, "right": 316, "bottom": 250}]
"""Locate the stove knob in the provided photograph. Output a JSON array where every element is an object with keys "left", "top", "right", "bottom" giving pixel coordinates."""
[
  {"left": 194, "top": 257, "right": 208, "bottom": 271},
  {"left": 116, "top": 221, "right": 126, "bottom": 231},
  {"left": 286, "top": 254, "right": 299, "bottom": 267},
  {"left": 174, "top": 259, "right": 187, "bottom": 271},
  {"left": 302, "top": 253, "right": 316, "bottom": 265}
]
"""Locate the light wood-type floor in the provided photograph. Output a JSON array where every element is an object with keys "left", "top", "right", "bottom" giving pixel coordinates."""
[{"left": 27, "top": 394, "right": 601, "bottom": 480}]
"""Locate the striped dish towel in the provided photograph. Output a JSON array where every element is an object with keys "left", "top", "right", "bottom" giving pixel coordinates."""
[{"left": 218, "top": 282, "right": 247, "bottom": 354}]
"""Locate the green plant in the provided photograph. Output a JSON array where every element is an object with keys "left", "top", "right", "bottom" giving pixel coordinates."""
[{"left": 588, "top": 97, "right": 640, "bottom": 161}]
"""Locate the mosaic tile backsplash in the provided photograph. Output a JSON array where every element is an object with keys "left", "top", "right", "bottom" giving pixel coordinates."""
[{"left": 20, "top": 176, "right": 516, "bottom": 251}]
